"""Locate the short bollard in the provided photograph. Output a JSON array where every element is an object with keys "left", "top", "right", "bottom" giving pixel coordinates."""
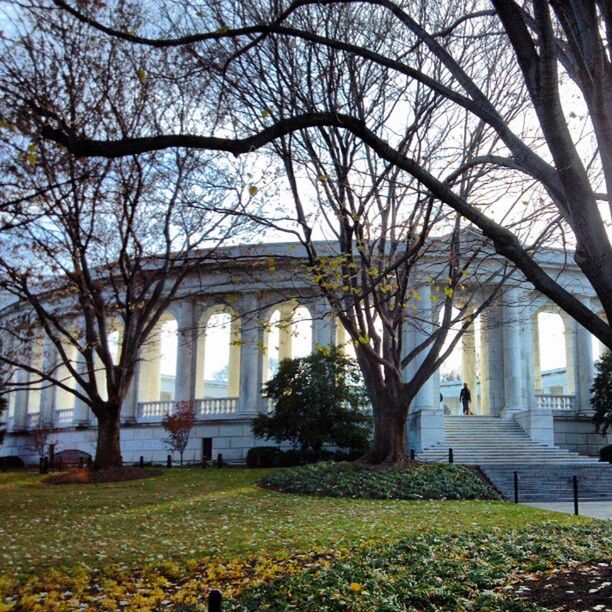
[
  {"left": 208, "top": 589, "right": 222, "bottom": 612},
  {"left": 217, "top": 453, "right": 223, "bottom": 469},
  {"left": 0, "top": 458, "right": 6, "bottom": 473},
  {"left": 166, "top": 455, "right": 172, "bottom": 469},
  {"left": 448, "top": 448, "right": 454, "bottom": 464},
  {"left": 42, "top": 457, "right": 49, "bottom": 474},
  {"left": 513, "top": 471, "right": 519, "bottom": 504},
  {"left": 410, "top": 449, "right": 415, "bottom": 461},
  {"left": 139, "top": 456, "right": 144, "bottom": 469},
  {"left": 78, "top": 457, "right": 84, "bottom": 469},
  {"left": 573, "top": 475, "right": 579, "bottom": 516},
  {"left": 87, "top": 456, "right": 92, "bottom": 468},
  {"left": 39, "top": 457, "right": 44, "bottom": 474}
]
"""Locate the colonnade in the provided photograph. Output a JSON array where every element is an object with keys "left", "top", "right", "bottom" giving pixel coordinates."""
[{"left": 4, "top": 285, "right": 601, "bottom": 432}]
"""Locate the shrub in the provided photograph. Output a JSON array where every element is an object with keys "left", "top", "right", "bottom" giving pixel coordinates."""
[
  {"left": 253, "top": 348, "right": 371, "bottom": 460},
  {"left": 599, "top": 445, "right": 612, "bottom": 463},
  {"left": 260, "top": 461, "right": 499, "bottom": 500},
  {"left": 246, "top": 446, "right": 283, "bottom": 468},
  {"left": 163, "top": 401, "right": 196, "bottom": 466},
  {"left": 0, "top": 455, "right": 25, "bottom": 469}
]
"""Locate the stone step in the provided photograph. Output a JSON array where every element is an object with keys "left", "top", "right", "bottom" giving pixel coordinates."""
[
  {"left": 481, "top": 464, "right": 612, "bottom": 501},
  {"left": 417, "top": 414, "right": 605, "bottom": 499}
]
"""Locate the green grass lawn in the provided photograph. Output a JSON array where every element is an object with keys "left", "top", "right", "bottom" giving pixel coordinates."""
[
  {"left": 0, "top": 467, "right": 608, "bottom": 610},
  {"left": 0, "top": 467, "right": 587, "bottom": 576}
]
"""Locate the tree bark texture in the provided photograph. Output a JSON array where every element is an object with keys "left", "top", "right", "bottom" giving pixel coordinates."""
[
  {"left": 360, "top": 405, "right": 409, "bottom": 465},
  {"left": 94, "top": 409, "right": 123, "bottom": 469}
]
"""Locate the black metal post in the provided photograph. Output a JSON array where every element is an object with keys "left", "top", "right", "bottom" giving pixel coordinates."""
[
  {"left": 87, "top": 456, "right": 92, "bottom": 468},
  {"left": 78, "top": 457, "right": 84, "bottom": 469},
  {"left": 166, "top": 455, "right": 172, "bottom": 469},
  {"left": 513, "top": 471, "right": 519, "bottom": 504},
  {"left": 208, "top": 589, "right": 222, "bottom": 612},
  {"left": 42, "top": 456, "right": 49, "bottom": 474},
  {"left": 217, "top": 453, "right": 223, "bottom": 469},
  {"left": 573, "top": 475, "right": 579, "bottom": 516},
  {"left": 448, "top": 448, "right": 454, "bottom": 464},
  {"left": 410, "top": 449, "right": 415, "bottom": 461},
  {"left": 139, "top": 456, "right": 144, "bottom": 469}
]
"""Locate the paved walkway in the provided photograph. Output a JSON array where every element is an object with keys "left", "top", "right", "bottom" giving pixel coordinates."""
[{"left": 525, "top": 502, "right": 612, "bottom": 520}]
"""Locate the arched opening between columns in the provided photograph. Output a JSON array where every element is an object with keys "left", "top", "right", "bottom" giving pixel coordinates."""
[
  {"left": 532, "top": 308, "right": 571, "bottom": 397},
  {"left": 198, "top": 305, "right": 241, "bottom": 399},
  {"left": 438, "top": 306, "right": 483, "bottom": 415},
  {"left": 137, "top": 314, "right": 175, "bottom": 404},
  {"left": 262, "top": 302, "right": 313, "bottom": 384}
]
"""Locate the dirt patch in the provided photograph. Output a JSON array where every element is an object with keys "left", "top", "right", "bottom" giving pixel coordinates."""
[
  {"left": 44, "top": 467, "right": 162, "bottom": 485},
  {"left": 509, "top": 561, "right": 611, "bottom": 611}
]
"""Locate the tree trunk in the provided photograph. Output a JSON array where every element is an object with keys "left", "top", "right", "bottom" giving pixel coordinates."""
[
  {"left": 360, "top": 407, "right": 409, "bottom": 465},
  {"left": 94, "top": 409, "right": 123, "bottom": 469}
]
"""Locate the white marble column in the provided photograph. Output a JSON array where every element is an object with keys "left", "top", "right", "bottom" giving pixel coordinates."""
[
  {"left": 12, "top": 368, "right": 29, "bottom": 430},
  {"left": 432, "top": 369, "right": 441, "bottom": 410},
  {"left": 311, "top": 298, "right": 335, "bottom": 350},
  {"left": 461, "top": 313, "right": 477, "bottom": 412},
  {"left": 237, "top": 295, "right": 265, "bottom": 414},
  {"left": 562, "top": 314, "right": 577, "bottom": 395},
  {"left": 137, "top": 325, "right": 162, "bottom": 402},
  {"left": 519, "top": 304, "right": 536, "bottom": 411},
  {"left": 119, "top": 364, "right": 138, "bottom": 424},
  {"left": 405, "top": 284, "right": 444, "bottom": 452},
  {"left": 39, "top": 340, "right": 57, "bottom": 426},
  {"left": 336, "top": 321, "right": 349, "bottom": 354},
  {"left": 228, "top": 317, "right": 241, "bottom": 397},
  {"left": 532, "top": 314, "right": 543, "bottom": 394},
  {"left": 502, "top": 288, "right": 523, "bottom": 418},
  {"left": 413, "top": 285, "right": 436, "bottom": 412},
  {"left": 278, "top": 303, "right": 294, "bottom": 362},
  {"left": 173, "top": 301, "right": 200, "bottom": 402},
  {"left": 73, "top": 356, "right": 92, "bottom": 426},
  {"left": 479, "top": 317, "right": 490, "bottom": 414},
  {"left": 575, "top": 309, "right": 594, "bottom": 414}
]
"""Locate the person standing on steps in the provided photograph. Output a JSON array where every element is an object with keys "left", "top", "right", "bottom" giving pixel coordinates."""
[{"left": 459, "top": 383, "right": 471, "bottom": 415}]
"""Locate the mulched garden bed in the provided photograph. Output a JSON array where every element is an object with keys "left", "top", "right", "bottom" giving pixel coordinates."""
[
  {"left": 510, "top": 560, "right": 611, "bottom": 611},
  {"left": 44, "top": 467, "right": 162, "bottom": 485}
]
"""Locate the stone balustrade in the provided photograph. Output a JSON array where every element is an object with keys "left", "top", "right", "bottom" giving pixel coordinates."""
[
  {"left": 137, "top": 400, "right": 176, "bottom": 420},
  {"left": 535, "top": 394, "right": 575, "bottom": 412},
  {"left": 137, "top": 397, "right": 238, "bottom": 422},
  {"left": 25, "top": 413, "right": 40, "bottom": 429},
  {"left": 55, "top": 408, "right": 74, "bottom": 426},
  {"left": 195, "top": 397, "right": 238, "bottom": 416}
]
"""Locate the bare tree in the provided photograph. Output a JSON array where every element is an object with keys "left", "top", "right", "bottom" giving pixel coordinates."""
[
  {"left": 28, "top": 418, "right": 58, "bottom": 462},
  {"left": 30, "top": 0, "right": 610, "bottom": 347},
  {"left": 0, "top": 6, "right": 254, "bottom": 468},
  {"left": 216, "top": 14, "right": 524, "bottom": 463}
]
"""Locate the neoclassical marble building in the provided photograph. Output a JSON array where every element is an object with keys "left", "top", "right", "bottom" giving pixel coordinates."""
[{"left": 0, "top": 242, "right": 609, "bottom": 464}]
